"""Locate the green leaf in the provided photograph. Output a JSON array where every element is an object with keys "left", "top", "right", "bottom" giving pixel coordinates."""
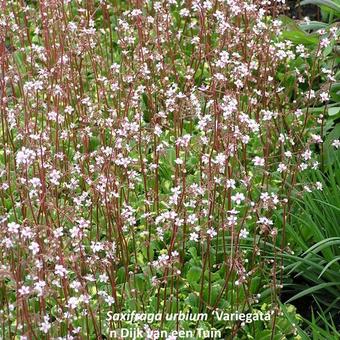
[
  {"left": 324, "top": 123, "right": 340, "bottom": 167},
  {"left": 281, "top": 30, "right": 319, "bottom": 46},
  {"left": 141, "top": 243, "right": 155, "bottom": 261},
  {"left": 134, "top": 273, "right": 147, "bottom": 292},
  {"left": 116, "top": 267, "right": 126, "bottom": 284},
  {"left": 300, "top": 0, "right": 340, "bottom": 13},
  {"left": 330, "top": 82, "right": 340, "bottom": 102},
  {"left": 186, "top": 293, "right": 199, "bottom": 308},
  {"left": 328, "top": 107, "right": 340, "bottom": 116},
  {"left": 286, "top": 282, "right": 340, "bottom": 303},
  {"left": 279, "top": 15, "right": 319, "bottom": 46},
  {"left": 256, "top": 330, "right": 273, "bottom": 340},
  {"left": 250, "top": 276, "right": 261, "bottom": 293},
  {"left": 299, "top": 21, "right": 328, "bottom": 31},
  {"left": 278, "top": 302, "right": 310, "bottom": 340},
  {"left": 188, "top": 247, "right": 198, "bottom": 259},
  {"left": 186, "top": 266, "right": 201, "bottom": 283},
  {"left": 318, "top": 256, "right": 340, "bottom": 278},
  {"left": 203, "top": 284, "right": 220, "bottom": 306}
]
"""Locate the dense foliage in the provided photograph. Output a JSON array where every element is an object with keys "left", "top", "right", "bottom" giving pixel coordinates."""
[{"left": 0, "top": 0, "right": 338, "bottom": 339}]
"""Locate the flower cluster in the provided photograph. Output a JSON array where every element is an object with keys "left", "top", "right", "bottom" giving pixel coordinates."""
[{"left": 0, "top": 0, "right": 336, "bottom": 338}]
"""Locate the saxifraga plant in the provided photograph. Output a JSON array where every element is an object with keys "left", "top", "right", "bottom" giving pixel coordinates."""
[{"left": 0, "top": 0, "right": 337, "bottom": 338}]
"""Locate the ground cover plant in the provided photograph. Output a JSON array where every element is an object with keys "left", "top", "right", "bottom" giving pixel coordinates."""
[{"left": 0, "top": 0, "right": 339, "bottom": 339}]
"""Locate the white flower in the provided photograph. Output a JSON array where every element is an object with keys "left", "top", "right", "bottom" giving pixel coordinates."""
[
  {"left": 99, "top": 273, "right": 109, "bottom": 283},
  {"left": 332, "top": 139, "right": 340, "bottom": 149},
  {"left": 30, "top": 177, "right": 41, "bottom": 188},
  {"left": 320, "top": 38, "right": 330, "bottom": 48},
  {"left": 21, "top": 227, "right": 33, "bottom": 240},
  {"left": 70, "top": 280, "right": 81, "bottom": 291},
  {"left": 104, "top": 295, "right": 115, "bottom": 306},
  {"left": 47, "top": 111, "right": 58, "bottom": 121},
  {"left": 207, "top": 228, "right": 217, "bottom": 238},
  {"left": 154, "top": 124, "right": 162, "bottom": 137},
  {"left": 320, "top": 92, "right": 329, "bottom": 102},
  {"left": 304, "top": 185, "right": 312, "bottom": 193},
  {"left": 261, "top": 109, "right": 277, "bottom": 121},
  {"left": 277, "top": 163, "right": 287, "bottom": 173},
  {"left": 39, "top": 315, "right": 51, "bottom": 334},
  {"left": 271, "top": 193, "right": 279, "bottom": 205},
  {"left": 260, "top": 192, "right": 270, "bottom": 202},
  {"left": 19, "top": 285, "right": 30, "bottom": 296},
  {"left": 239, "top": 228, "right": 249, "bottom": 239},
  {"left": 257, "top": 217, "right": 273, "bottom": 226},
  {"left": 227, "top": 214, "right": 237, "bottom": 226},
  {"left": 179, "top": 8, "right": 190, "bottom": 17},
  {"left": 67, "top": 296, "right": 79, "bottom": 309},
  {"left": 312, "top": 161, "right": 319, "bottom": 170},
  {"left": 187, "top": 214, "right": 198, "bottom": 225},
  {"left": 16, "top": 147, "right": 36, "bottom": 167},
  {"left": 241, "top": 135, "right": 250, "bottom": 144},
  {"left": 34, "top": 280, "right": 46, "bottom": 297},
  {"left": 68, "top": 21, "right": 77, "bottom": 32},
  {"left": 294, "top": 109, "right": 303, "bottom": 118},
  {"left": 252, "top": 156, "right": 265, "bottom": 166},
  {"left": 1, "top": 183, "right": 9, "bottom": 190},
  {"left": 311, "top": 134, "right": 322, "bottom": 143},
  {"left": 189, "top": 232, "right": 199, "bottom": 242},
  {"left": 231, "top": 192, "right": 245, "bottom": 205},
  {"left": 226, "top": 179, "right": 236, "bottom": 189},
  {"left": 302, "top": 149, "right": 312, "bottom": 161},
  {"left": 53, "top": 227, "right": 64, "bottom": 238},
  {"left": 3, "top": 237, "right": 13, "bottom": 248},
  {"left": 80, "top": 294, "right": 90, "bottom": 304},
  {"left": 169, "top": 186, "right": 182, "bottom": 205},
  {"left": 91, "top": 241, "right": 104, "bottom": 253},
  {"left": 8, "top": 222, "right": 20, "bottom": 234},
  {"left": 49, "top": 169, "right": 61, "bottom": 185},
  {"left": 316, "top": 182, "right": 323, "bottom": 191},
  {"left": 214, "top": 153, "right": 226, "bottom": 165},
  {"left": 70, "top": 226, "right": 81, "bottom": 239},
  {"left": 55, "top": 264, "right": 68, "bottom": 277},
  {"left": 28, "top": 241, "right": 40, "bottom": 255}
]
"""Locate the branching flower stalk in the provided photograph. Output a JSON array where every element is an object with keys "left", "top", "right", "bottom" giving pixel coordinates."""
[{"left": 0, "top": 0, "right": 337, "bottom": 338}]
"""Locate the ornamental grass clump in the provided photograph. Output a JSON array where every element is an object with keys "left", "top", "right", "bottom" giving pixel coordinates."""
[{"left": 0, "top": 0, "right": 336, "bottom": 338}]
